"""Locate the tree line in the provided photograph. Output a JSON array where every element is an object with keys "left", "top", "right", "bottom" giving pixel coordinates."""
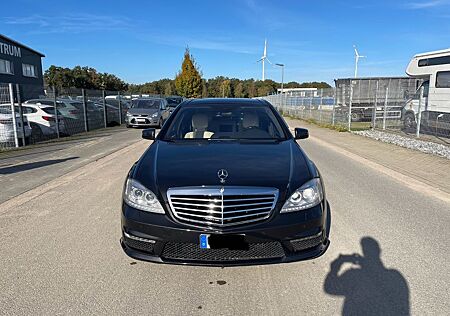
[
  {"left": 44, "top": 49, "right": 331, "bottom": 97},
  {"left": 128, "top": 77, "right": 331, "bottom": 98},
  {"left": 44, "top": 65, "right": 128, "bottom": 91}
]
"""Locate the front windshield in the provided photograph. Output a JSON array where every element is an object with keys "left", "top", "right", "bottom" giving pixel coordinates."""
[
  {"left": 133, "top": 99, "right": 160, "bottom": 109},
  {"left": 162, "top": 104, "right": 287, "bottom": 140}
]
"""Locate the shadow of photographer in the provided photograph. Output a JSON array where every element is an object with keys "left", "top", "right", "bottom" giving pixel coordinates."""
[{"left": 324, "top": 237, "right": 410, "bottom": 316}]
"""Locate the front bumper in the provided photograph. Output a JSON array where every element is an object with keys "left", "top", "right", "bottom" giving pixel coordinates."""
[
  {"left": 0, "top": 126, "right": 32, "bottom": 142},
  {"left": 126, "top": 117, "right": 159, "bottom": 127},
  {"left": 121, "top": 201, "right": 330, "bottom": 266}
]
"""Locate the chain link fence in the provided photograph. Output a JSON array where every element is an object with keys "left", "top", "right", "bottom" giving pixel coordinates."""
[
  {"left": 263, "top": 88, "right": 347, "bottom": 129},
  {"left": 261, "top": 78, "right": 450, "bottom": 140}
]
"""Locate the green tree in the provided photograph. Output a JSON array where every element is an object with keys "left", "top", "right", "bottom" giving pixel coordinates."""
[
  {"left": 44, "top": 66, "right": 73, "bottom": 88},
  {"left": 201, "top": 79, "right": 208, "bottom": 98},
  {"left": 99, "top": 73, "right": 128, "bottom": 91},
  {"left": 220, "top": 79, "right": 231, "bottom": 97},
  {"left": 164, "top": 82, "right": 173, "bottom": 96},
  {"left": 44, "top": 65, "right": 128, "bottom": 91},
  {"left": 299, "top": 82, "right": 332, "bottom": 89},
  {"left": 234, "top": 82, "right": 244, "bottom": 98},
  {"left": 247, "top": 80, "right": 256, "bottom": 98},
  {"left": 175, "top": 48, "right": 203, "bottom": 98}
]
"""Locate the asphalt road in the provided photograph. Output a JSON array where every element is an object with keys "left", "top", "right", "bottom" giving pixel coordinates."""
[
  {"left": 0, "top": 129, "right": 449, "bottom": 315},
  {"left": 0, "top": 126, "right": 141, "bottom": 204}
]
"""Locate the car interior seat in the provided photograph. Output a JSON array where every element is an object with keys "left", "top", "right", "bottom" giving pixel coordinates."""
[
  {"left": 184, "top": 113, "right": 214, "bottom": 139},
  {"left": 239, "top": 112, "right": 271, "bottom": 138}
]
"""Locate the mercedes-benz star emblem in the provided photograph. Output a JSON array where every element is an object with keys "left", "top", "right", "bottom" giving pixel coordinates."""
[{"left": 217, "top": 169, "right": 228, "bottom": 184}]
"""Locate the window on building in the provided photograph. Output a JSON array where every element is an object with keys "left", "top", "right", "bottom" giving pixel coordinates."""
[
  {"left": 436, "top": 71, "right": 450, "bottom": 88},
  {"left": 0, "top": 59, "right": 14, "bottom": 74},
  {"left": 22, "top": 63, "right": 37, "bottom": 78}
]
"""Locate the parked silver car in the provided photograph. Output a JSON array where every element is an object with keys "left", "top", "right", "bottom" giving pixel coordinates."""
[{"left": 125, "top": 98, "right": 170, "bottom": 128}]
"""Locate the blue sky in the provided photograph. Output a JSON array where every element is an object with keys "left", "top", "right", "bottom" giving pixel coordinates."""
[{"left": 2, "top": 0, "right": 450, "bottom": 84}]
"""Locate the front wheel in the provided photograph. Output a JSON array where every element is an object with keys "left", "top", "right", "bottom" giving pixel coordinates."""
[
  {"left": 351, "top": 112, "right": 362, "bottom": 122},
  {"left": 158, "top": 118, "right": 163, "bottom": 129},
  {"left": 24, "top": 136, "right": 32, "bottom": 146},
  {"left": 31, "top": 123, "right": 44, "bottom": 141}
]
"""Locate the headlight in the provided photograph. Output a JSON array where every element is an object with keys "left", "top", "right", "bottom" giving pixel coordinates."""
[
  {"left": 126, "top": 112, "right": 132, "bottom": 117},
  {"left": 280, "top": 178, "right": 323, "bottom": 213},
  {"left": 151, "top": 113, "right": 158, "bottom": 117},
  {"left": 123, "top": 178, "right": 164, "bottom": 214}
]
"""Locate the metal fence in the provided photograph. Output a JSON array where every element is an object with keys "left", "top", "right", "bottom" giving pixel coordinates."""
[
  {"left": 263, "top": 88, "right": 347, "bottom": 129},
  {"left": 0, "top": 83, "right": 133, "bottom": 150},
  {"left": 261, "top": 81, "right": 450, "bottom": 139},
  {"left": 0, "top": 83, "right": 22, "bottom": 148}
]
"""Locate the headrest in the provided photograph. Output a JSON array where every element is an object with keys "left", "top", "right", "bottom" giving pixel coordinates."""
[
  {"left": 192, "top": 113, "right": 209, "bottom": 130},
  {"left": 242, "top": 112, "right": 259, "bottom": 128}
]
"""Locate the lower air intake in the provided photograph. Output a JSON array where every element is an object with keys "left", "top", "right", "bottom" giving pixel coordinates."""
[
  {"left": 290, "top": 231, "right": 324, "bottom": 252},
  {"left": 161, "top": 241, "right": 285, "bottom": 262}
]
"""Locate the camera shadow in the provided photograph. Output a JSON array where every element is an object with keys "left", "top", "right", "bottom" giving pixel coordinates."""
[{"left": 323, "top": 237, "right": 410, "bottom": 316}]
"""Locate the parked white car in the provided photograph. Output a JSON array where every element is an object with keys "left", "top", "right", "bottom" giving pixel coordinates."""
[
  {"left": 0, "top": 107, "right": 32, "bottom": 146},
  {"left": 25, "top": 98, "right": 81, "bottom": 120},
  {"left": 20, "top": 103, "right": 66, "bottom": 138}
]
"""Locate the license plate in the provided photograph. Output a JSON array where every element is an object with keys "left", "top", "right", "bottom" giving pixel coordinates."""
[
  {"left": 199, "top": 234, "right": 248, "bottom": 250},
  {"left": 199, "top": 234, "right": 210, "bottom": 249},
  {"left": 137, "top": 118, "right": 146, "bottom": 122}
]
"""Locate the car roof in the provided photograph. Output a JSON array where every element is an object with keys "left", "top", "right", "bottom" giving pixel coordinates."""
[
  {"left": 29, "top": 98, "right": 81, "bottom": 103},
  {"left": 182, "top": 98, "right": 268, "bottom": 107},
  {"left": 136, "top": 97, "right": 163, "bottom": 99},
  {"left": 22, "top": 103, "right": 53, "bottom": 108}
]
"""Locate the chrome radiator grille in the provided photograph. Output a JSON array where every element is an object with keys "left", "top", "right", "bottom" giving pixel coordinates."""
[{"left": 167, "top": 187, "right": 279, "bottom": 228}]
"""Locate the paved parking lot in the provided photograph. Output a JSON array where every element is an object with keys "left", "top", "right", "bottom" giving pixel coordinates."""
[{"left": 0, "top": 123, "right": 449, "bottom": 315}]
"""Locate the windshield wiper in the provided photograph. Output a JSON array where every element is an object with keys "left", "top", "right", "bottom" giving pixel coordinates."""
[
  {"left": 237, "top": 138, "right": 283, "bottom": 143},
  {"left": 208, "top": 138, "right": 238, "bottom": 141}
]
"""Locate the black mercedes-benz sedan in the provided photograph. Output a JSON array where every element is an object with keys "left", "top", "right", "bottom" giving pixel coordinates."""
[{"left": 121, "top": 98, "right": 330, "bottom": 266}]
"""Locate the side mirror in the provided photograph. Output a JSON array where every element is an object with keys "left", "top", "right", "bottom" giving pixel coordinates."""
[
  {"left": 294, "top": 128, "right": 309, "bottom": 140},
  {"left": 142, "top": 128, "right": 156, "bottom": 140}
]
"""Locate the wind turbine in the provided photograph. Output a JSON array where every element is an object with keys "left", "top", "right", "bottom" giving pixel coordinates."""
[
  {"left": 353, "top": 45, "right": 366, "bottom": 78},
  {"left": 257, "top": 39, "right": 271, "bottom": 81}
]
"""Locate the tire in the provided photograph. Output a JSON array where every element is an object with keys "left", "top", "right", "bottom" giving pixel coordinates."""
[
  {"left": 126, "top": 124, "right": 131, "bottom": 128},
  {"left": 158, "top": 118, "right": 163, "bottom": 129},
  {"left": 30, "top": 123, "right": 44, "bottom": 141},
  {"left": 403, "top": 113, "right": 416, "bottom": 131},
  {"left": 351, "top": 112, "right": 362, "bottom": 122}
]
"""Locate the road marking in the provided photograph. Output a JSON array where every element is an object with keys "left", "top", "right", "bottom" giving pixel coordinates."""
[{"left": 309, "top": 136, "right": 450, "bottom": 204}]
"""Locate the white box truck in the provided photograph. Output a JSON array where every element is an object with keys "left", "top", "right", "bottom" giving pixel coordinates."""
[
  {"left": 405, "top": 48, "right": 450, "bottom": 133},
  {"left": 335, "top": 77, "right": 420, "bottom": 122}
]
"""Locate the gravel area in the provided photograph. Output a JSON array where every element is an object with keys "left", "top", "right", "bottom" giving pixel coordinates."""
[{"left": 353, "top": 130, "right": 450, "bottom": 160}]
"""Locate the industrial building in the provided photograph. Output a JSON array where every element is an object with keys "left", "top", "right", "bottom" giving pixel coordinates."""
[{"left": 0, "top": 34, "right": 45, "bottom": 100}]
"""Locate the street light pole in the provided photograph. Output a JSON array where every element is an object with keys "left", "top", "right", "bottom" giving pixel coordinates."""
[{"left": 275, "top": 63, "right": 285, "bottom": 94}]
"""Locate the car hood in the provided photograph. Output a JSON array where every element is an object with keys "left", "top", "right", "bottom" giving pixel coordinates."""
[
  {"left": 127, "top": 108, "right": 158, "bottom": 115},
  {"left": 135, "top": 140, "right": 312, "bottom": 201}
]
